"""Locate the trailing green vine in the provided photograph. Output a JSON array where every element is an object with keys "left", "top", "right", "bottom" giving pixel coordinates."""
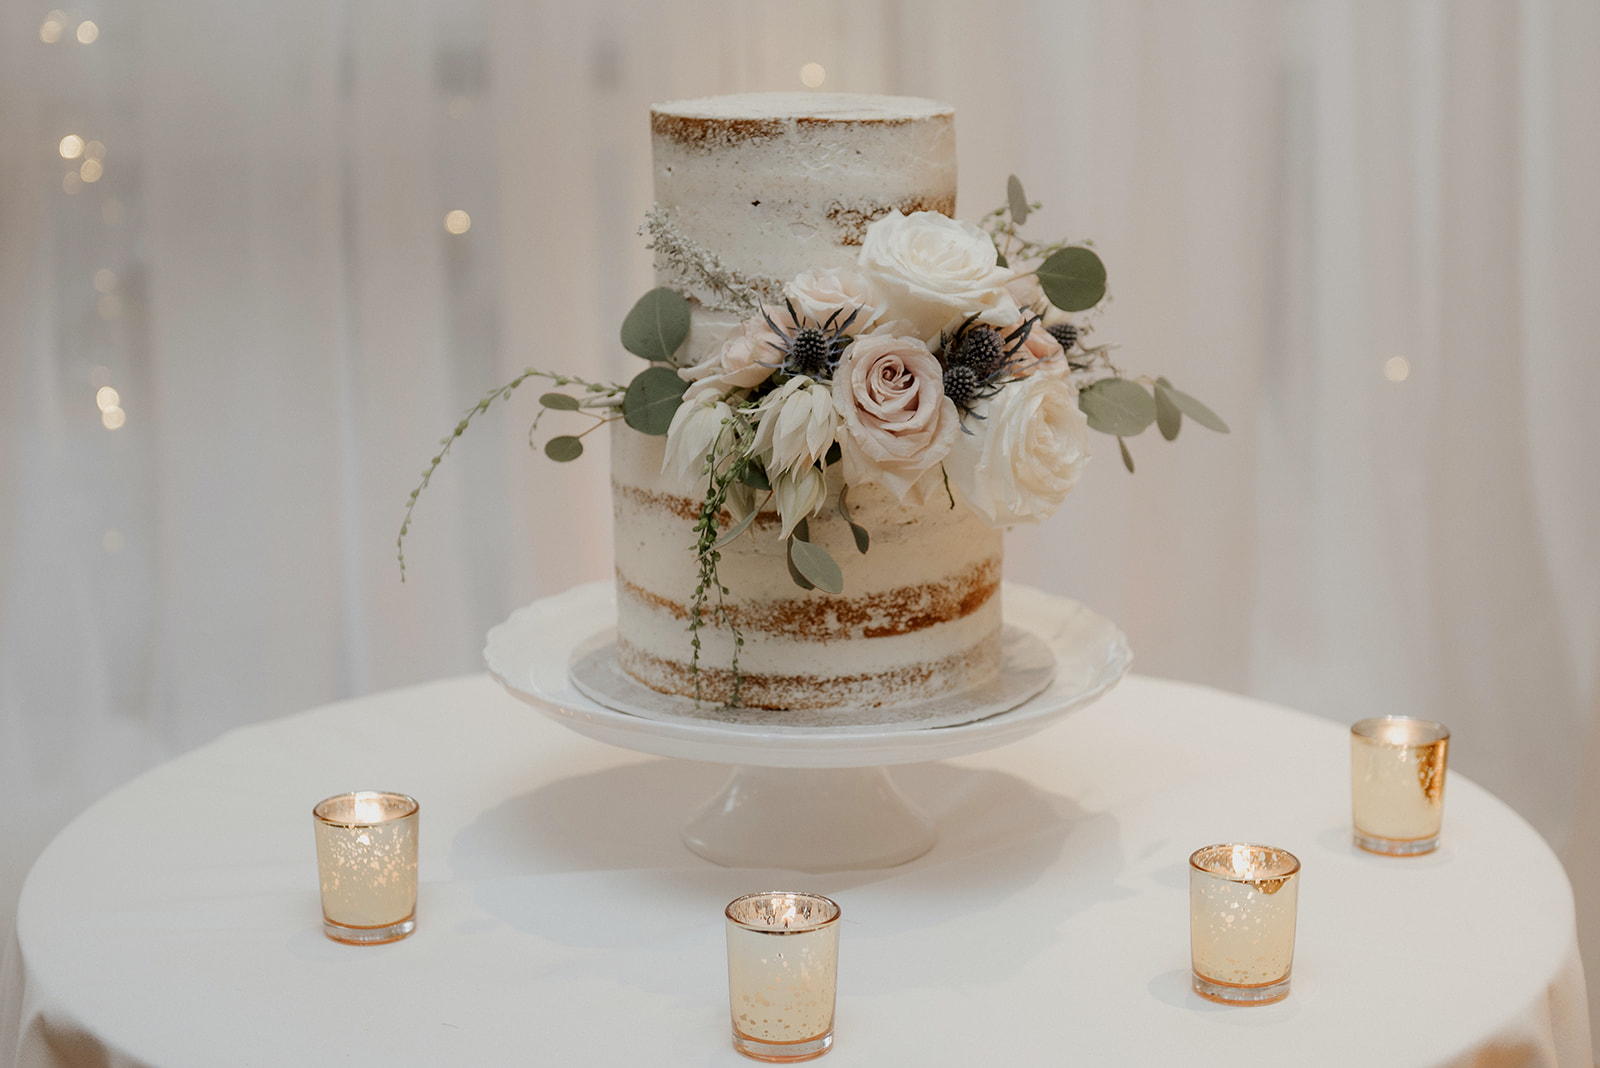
[
  {"left": 686, "top": 405, "right": 765, "bottom": 706},
  {"left": 397, "top": 369, "right": 625, "bottom": 580}
]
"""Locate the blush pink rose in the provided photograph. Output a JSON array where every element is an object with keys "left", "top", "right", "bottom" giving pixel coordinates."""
[
  {"left": 785, "top": 269, "right": 886, "bottom": 333},
  {"left": 1006, "top": 317, "right": 1067, "bottom": 376},
  {"left": 831, "top": 333, "right": 958, "bottom": 501},
  {"left": 682, "top": 305, "right": 792, "bottom": 401}
]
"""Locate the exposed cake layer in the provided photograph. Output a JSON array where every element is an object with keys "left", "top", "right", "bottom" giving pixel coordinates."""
[
  {"left": 611, "top": 428, "right": 1003, "bottom": 709},
  {"left": 650, "top": 92, "right": 957, "bottom": 314}
]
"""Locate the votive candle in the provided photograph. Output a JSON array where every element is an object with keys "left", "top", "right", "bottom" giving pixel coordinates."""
[
  {"left": 312, "top": 792, "right": 419, "bottom": 944},
  {"left": 1351, "top": 717, "right": 1449, "bottom": 856},
  {"left": 1189, "top": 843, "right": 1300, "bottom": 1005},
  {"left": 725, "top": 891, "right": 841, "bottom": 1063}
]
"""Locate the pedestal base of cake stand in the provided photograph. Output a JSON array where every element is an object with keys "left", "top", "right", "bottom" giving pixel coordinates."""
[
  {"left": 485, "top": 581, "right": 1131, "bottom": 873},
  {"left": 683, "top": 765, "right": 936, "bottom": 871}
]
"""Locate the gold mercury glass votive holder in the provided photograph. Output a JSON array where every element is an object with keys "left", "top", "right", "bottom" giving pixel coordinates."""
[
  {"left": 725, "top": 891, "right": 841, "bottom": 1063},
  {"left": 312, "top": 792, "right": 419, "bottom": 944},
  {"left": 1351, "top": 716, "right": 1450, "bottom": 856},
  {"left": 1189, "top": 844, "right": 1301, "bottom": 1005}
]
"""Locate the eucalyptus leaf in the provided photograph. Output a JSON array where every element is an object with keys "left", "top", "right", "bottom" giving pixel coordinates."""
[
  {"left": 544, "top": 435, "right": 584, "bottom": 462},
  {"left": 835, "top": 485, "right": 851, "bottom": 523},
  {"left": 1156, "top": 377, "right": 1230, "bottom": 433},
  {"left": 786, "top": 542, "right": 815, "bottom": 591},
  {"left": 711, "top": 508, "right": 758, "bottom": 551},
  {"left": 1036, "top": 246, "right": 1107, "bottom": 312},
  {"left": 619, "top": 286, "right": 691, "bottom": 362},
  {"left": 786, "top": 520, "right": 815, "bottom": 590},
  {"left": 1153, "top": 380, "right": 1183, "bottom": 441},
  {"left": 1078, "top": 377, "right": 1157, "bottom": 437},
  {"left": 789, "top": 537, "right": 844, "bottom": 594},
  {"left": 1006, "top": 174, "right": 1030, "bottom": 225},
  {"left": 539, "top": 392, "right": 580, "bottom": 411},
  {"left": 739, "top": 463, "right": 771, "bottom": 491},
  {"left": 849, "top": 522, "right": 870, "bottom": 555},
  {"left": 1118, "top": 437, "right": 1135, "bottom": 473},
  {"left": 622, "top": 366, "right": 689, "bottom": 435}
]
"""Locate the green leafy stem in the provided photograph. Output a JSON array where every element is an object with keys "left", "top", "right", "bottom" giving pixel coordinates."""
[
  {"left": 687, "top": 409, "right": 762, "bottom": 706},
  {"left": 397, "top": 369, "right": 626, "bottom": 580}
]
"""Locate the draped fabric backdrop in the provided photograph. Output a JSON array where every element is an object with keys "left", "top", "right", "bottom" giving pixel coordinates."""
[{"left": 3, "top": 0, "right": 1598, "bottom": 1038}]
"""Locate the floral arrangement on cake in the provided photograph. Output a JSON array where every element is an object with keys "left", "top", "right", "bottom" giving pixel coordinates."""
[{"left": 398, "top": 177, "right": 1224, "bottom": 695}]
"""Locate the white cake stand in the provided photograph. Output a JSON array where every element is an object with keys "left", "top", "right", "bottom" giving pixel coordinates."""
[{"left": 485, "top": 581, "right": 1131, "bottom": 871}]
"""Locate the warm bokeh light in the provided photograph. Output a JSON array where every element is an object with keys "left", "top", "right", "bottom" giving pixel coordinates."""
[
  {"left": 96, "top": 386, "right": 121, "bottom": 412},
  {"left": 85, "top": 140, "right": 106, "bottom": 161},
  {"left": 800, "top": 62, "right": 826, "bottom": 88},
  {"left": 1384, "top": 355, "right": 1411, "bottom": 383},
  {"left": 97, "top": 293, "right": 121, "bottom": 319},
  {"left": 101, "top": 405, "right": 126, "bottom": 430},
  {"left": 39, "top": 13, "right": 65, "bottom": 42},
  {"left": 94, "top": 268, "right": 116, "bottom": 292},
  {"left": 444, "top": 209, "right": 471, "bottom": 234},
  {"left": 76, "top": 19, "right": 98, "bottom": 43},
  {"left": 63, "top": 171, "right": 82, "bottom": 194},
  {"left": 80, "top": 158, "right": 104, "bottom": 183},
  {"left": 59, "top": 135, "right": 84, "bottom": 159}
]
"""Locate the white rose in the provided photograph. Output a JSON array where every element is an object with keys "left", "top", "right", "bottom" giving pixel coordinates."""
[
  {"left": 858, "top": 210, "right": 1021, "bottom": 338},
  {"left": 785, "top": 269, "right": 886, "bottom": 333},
  {"left": 662, "top": 391, "right": 733, "bottom": 489},
  {"left": 945, "top": 366, "right": 1091, "bottom": 527},
  {"left": 773, "top": 465, "right": 826, "bottom": 540},
  {"left": 750, "top": 376, "right": 838, "bottom": 477}
]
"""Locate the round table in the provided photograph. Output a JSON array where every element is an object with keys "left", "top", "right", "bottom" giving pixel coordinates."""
[{"left": 2, "top": 675, "right": 1591, "bottom": 1067}]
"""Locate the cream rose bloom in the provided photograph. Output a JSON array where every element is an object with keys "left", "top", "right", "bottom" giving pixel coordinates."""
[
  {"left": 858, "top": 210, "right": 1020, "bottom": 338},
  {"left": 831, "top": 333, "right": 958, "bottom": 501},
  {"left": 945, "top": 362, "right": 1091, "bottom": 527},
  {"left": 785, "top": 269, "right": 886, "bottom": 333}
]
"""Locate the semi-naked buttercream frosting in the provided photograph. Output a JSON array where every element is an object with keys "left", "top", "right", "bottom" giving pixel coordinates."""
[{"left": 611, "top": 93, "right": 1004, "bottom": 711}]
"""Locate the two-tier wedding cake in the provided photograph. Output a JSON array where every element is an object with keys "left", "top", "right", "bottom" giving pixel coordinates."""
[{"left": 613, "top": 94, "right": 1009, "bottom": 711}]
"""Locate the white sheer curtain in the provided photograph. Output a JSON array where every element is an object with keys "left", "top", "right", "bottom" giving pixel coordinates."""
[{"left": 3, "top": 0, "right": 1597, "bottom": 1033}]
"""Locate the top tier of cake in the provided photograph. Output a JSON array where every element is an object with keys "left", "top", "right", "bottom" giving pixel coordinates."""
[{"left": 649, "top": 92, "right": 957, "bottom": 303}]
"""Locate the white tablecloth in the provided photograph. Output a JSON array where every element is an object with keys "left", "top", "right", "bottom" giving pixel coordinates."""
[{"left": 2, "top": 675, "right": 1591, "bottom": 1066}]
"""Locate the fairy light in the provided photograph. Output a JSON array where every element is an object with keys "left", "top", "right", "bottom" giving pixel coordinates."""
[
  {"left": 80, "top": 158, "right": 104, "bottom": 183},
  {"left": 101, "top": 406, "right": 126, "bottom": 430},
  {"left": 96, "top": 386, "right": 120, "bottom": 412},
  {"left": 800, "top": 62, "right": 826, "bottom": 88},
  {"left": 40, "top": 11, "right": 67, "bottom": 42},
  {"left": 444, "top": 209, "right": 471, "bottom": 234},
  {"left": 60, "top": 135, "right": 84, "bottom": 159},
  {"left": 76, "top": 19, "right": 98, "bottom": 43},
  {"left": 1384, "top": 356, "right": 1411, "bottom": 383},
  {"left": 85, "top": 140, "right": 106, "bottom": 161}
]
